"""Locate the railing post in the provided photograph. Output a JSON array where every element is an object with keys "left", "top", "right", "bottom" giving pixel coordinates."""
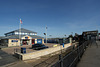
[
  {"left": 78, "top": 45, "right": 80, "bottom": 61},
  {"left": 59, "top": 54, "right": 63, "bottom": 67}
]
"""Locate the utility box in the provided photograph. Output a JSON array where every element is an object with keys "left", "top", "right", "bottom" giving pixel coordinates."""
[{"left": 21, "top": 48, "right": 26, "bottom": 54}]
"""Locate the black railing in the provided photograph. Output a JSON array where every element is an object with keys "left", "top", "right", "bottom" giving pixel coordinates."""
[
  {"left": 14, "top": 48, "right": 21, "bottom": 53},
  {"left": 51, "top": 41, "right": 89, "bottom": 67}
]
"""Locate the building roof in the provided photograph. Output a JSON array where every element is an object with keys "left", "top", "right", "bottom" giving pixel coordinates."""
[
  {"left": 5, "top": 28, "right": 37, "bottom": 35},
  {"left": 82, "top": 30, "right": 98, "bottom": 35},
  {"left": 0, "top": 35, "right": 43, "bottom": 39},
  {"left": 83, "top": 30, "right": 98, "bottom": 33}
]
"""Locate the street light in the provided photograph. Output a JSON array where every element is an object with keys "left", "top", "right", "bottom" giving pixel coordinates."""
[
  {"left": 49, "top": 35, "right": 52, "bottom": 37},
  {"left": 64, "top": 35, "right": 66, "bottom": 43},
  {"left": 44, "top": 33, "right": 46, "bottom": 43},
  {"left": 71, "top": 32, "right": 73, "bottom": 36},
  {"left": 44, "top": 26, "right": 48, "bottom": 44},
  {"left": 46, "top": 26, "right": 47, "bottom": 44}
]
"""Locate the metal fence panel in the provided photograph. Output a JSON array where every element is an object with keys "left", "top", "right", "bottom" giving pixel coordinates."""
[{"left": 51, "top": 41, "right": 89, "bottom": 67}]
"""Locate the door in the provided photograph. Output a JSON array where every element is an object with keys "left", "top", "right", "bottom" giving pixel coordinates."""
[
  {"left": 37, "top": 39, "right": 42, "bottom": 44},
  {"left": 32, "top": 39, "right": 35, "bottom": 44},
  {"left": 23, "top": 40, "right": 27, "bottom": 45},
  {"left": 22, "top": 40, "right": 29, "bottom": 45}
]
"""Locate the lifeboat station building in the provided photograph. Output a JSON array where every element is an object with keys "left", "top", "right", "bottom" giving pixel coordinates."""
[{"left": 0, "top": 28, "right": 44, "bottom": 47}]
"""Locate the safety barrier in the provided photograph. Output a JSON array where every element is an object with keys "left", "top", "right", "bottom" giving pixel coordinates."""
[{"left": 51, "top": 41, "right": 89, "bottom": 67}]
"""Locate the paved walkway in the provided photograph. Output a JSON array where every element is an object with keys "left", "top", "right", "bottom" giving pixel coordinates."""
[
  {"left": 77, "top": 41, "right": 100, "bottom": 67},
  {"left": 1, "top": 43, "right": 57, "bottom": 55},
  {"left": 0, "top": 49, "right": 33, "bottom": 67},
  {"left": 0, "top": 50, "right": 18, "bottom": 66},
  {"left": 1, "top": 61, "right": 33, "bottom": 67},
  {"left": 0, "top": 43, "right": 58, "bottom": 67}
]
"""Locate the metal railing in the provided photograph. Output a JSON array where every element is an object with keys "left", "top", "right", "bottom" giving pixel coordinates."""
[
  {"left": 14, "top": 48, "right": 21, "bottom": 53},
  {"left": 51, "top": 41, "right": 89, "bottom": 67}
]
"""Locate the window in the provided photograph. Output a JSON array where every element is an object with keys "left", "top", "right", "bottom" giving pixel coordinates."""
[
  {"left": 27, "top": 33, "right": 30, "bottom": 35},
  {"left": 4, "top": 40, "right": 8, "bottom": 43},
  {"left": 35, "top": 33, "right": 37, "bottom": 35},
  {"left": 15, "top": 32, "right": 19, "bottom": 34},
  {"left": 22, "top": 33, "right": 24, "bottom": 35},
  {"left": 32, "top": 33, "right": 35, "bottom": 35},
  {"left": 19, "top": 33, "right": 21, "bottom": 35},
  {"left": 30, "top": 33, "right": 35, "bottom": 35},
  {"left": 25, "top": 33, "right": 27, "bottom": 35},
  {"left": 12, "top": 33, "right": 14, "bottom": 35},
  {"left": 30, "top": 33, "right": 32, "bottom": 35}
]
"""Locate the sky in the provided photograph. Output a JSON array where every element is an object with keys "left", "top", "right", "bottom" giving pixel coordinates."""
[{"left": 0, "top": 0, "right": 100, "bottom": 38}]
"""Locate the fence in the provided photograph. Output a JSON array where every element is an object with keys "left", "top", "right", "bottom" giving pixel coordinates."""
[
  {"left": 14, "top": 48, "right": 21, "bottom": 53},
  {"left": 51, "top": 41, "right": 89, "bottom": 67}
]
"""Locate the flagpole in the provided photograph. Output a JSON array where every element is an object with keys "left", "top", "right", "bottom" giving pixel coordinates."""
[
  {"left": 20, "top": 21, "right": 21, "bottom": 46},
  {"left": 19, "top": 19, "right": 22, "bottom": 46},
  {"left": 19, "top": 22, "right": 20, "bottom": 39}
]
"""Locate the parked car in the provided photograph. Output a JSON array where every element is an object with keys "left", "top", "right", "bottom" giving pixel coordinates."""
[{"left": 32, "top": 44, "right": 48, "bottom": 50}]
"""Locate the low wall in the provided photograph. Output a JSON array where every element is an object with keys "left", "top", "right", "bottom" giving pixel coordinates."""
[{"left": 15, "top": 43, "right": 71, "bottom": 60}]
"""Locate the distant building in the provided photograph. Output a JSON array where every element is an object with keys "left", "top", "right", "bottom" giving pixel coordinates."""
[
  {"left": 0, "top": 28, "right": 44, "bottom": 47},
  {"left": 82, "top": 30, "right": 98, "bottom": 40},
  {"left": 98, "top": 33, "right": 100, "bottom": 40},
  {"left": 47, "top": 37, "right": 69, "bottom": 44}
]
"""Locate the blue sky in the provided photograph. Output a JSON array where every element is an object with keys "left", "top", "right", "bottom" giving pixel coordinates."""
[{"left": 0, "top": 0, "right": 100, "bottom": 38}]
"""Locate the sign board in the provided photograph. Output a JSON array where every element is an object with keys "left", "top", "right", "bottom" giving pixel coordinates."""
[
  {"left": 25, "top": 37, "right": 28, "bottom": 39},
  {"left": 12, "top": 40, "right": 18, "bottom": 42},
  {"left": 37, "top": 39, "right": 42, "bottom": 44},
  {"left": 25, "top": 37, "right": 30, "bottom": 39}
]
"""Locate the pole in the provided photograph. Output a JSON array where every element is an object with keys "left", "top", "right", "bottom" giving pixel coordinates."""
[
  {"left": 20, "top": 22, "right": 21, "bottom": 46},
  {"left": 19, "top": 22, "right": 20, "bottom": 39},
  {"left": 19, "top": 19, "right": 21, "bottom": 46},
  {"left": 46, "top": 26, "right": 47, "bottom": 44},
  {"left": 64, "top": 35, "right": 66, "bottom": 43},
  {"left": 71, "top": 32, "right": 73, "bottom": 36},
  {"left": 60, "top": 43, "right": 63, "bottom": 67}
]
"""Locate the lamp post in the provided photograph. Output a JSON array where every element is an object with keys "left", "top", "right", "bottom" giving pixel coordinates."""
[
  {"left": 64, "top": 35, "right": 66, "bottom": 43},
  {"left": 49, "top": 35, "right": 52, "bottom": 37},
  {"left": 49, "top": 35, "right": 52, "bottom": 40},
  {"left": 45, "top": 26, "right": 47, "bottom": 44},
  {"left": 71, "top": 32, "right": 73, "bottom": 36},
  {"left": 44, "top": 33, "right": 46, "bottom": 43},
  {"left": 44, "top": 26, "right": 47, "bottom": 44}
]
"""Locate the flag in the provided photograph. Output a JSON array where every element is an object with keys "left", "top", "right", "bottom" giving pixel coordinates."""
[{"left": 20, "top": 19, "right": 22, "bottom": 24}]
